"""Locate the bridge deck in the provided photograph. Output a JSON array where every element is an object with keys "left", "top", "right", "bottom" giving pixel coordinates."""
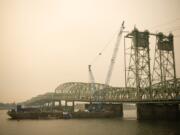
[{"left": 23, "top": 79, "right": 180, "bottom": 106}]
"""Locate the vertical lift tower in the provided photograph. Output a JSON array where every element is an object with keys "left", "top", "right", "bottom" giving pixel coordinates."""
[
  {"left": 125, "top": 29, "right": 179, "bottom": 120},
  {"left": 125, "top": 28, "right": 152, "bottom": 100},
  {"left": 152, "top": 33, "right": 177, "bottom": 98}
]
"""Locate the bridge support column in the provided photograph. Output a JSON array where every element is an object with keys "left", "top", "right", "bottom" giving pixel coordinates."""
[
  {"left": 58, "top": 100, "right": 62, "bottom": 111},
  {"left": 113, "top": 103, "right": 123, "bottom": 117},
  {"left": 136, "top": 103, "right": 180, "bottom": 120},
  {"left": 72, "top": 101, "right": 75, "bottom": 112},
  {"left": 59, "top": 100, "right": 61, "bottom": 107},
  {"left": 59, "top": 100, "right": 62, "bottom": 109},
  {"left": 52, "top": 101, "right": 55, "bottom": 108},
  {"left": 65, "top": 100, "right": 67, "bottom": 107}
]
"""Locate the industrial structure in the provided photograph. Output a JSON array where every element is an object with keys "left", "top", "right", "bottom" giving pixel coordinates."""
[{"left": 22, "top": 23, "right": 180, "bottom": 120}]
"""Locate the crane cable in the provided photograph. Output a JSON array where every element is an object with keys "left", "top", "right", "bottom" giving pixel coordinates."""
[{"left": 90, "top": 29, "right": 119, "bottom": 65}]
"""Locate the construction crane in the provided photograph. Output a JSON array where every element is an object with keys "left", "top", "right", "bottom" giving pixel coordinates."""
[
  {"left": 88, "top": 65, "right": 95, "bottom": 85},
  {"left": 88, "top": 65, "right": 96, "bottom": 95},
  {"left": 105, "top": 21, "right": 125, "bottom": 85},
  {"left": 88, "top": 21, "right": 125, "bottom": 91}
]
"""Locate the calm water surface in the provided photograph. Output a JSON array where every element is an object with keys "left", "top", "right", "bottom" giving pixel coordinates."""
[{"left": 0, "top": 110, "right": 180, "bottom": 135}]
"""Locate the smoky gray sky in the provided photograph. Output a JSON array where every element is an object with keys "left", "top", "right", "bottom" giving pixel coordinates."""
[{"left": 0, "top": 0, "right": 180, "bottom": 103}]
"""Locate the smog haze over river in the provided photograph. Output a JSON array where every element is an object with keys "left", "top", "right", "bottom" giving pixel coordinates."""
[
  {"left": 1, "top": 0, "right": 180, "bottom": 135},
  {"left": 0, "top": 0, "right": 180, "bottom": 103}
]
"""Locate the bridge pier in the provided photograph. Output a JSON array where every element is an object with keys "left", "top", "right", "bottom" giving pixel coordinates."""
[
  {"left": 65, "top": 100, "right": 67, "bottom": 107},
  {"left": 136, "top": 103, "right": 180, "bottom": 120},
  {"left": 112, "top": 103, "right": 123, "bottom": 117},
  {"left": 59, "top": 100, "right": 62, "bottom": 110},
  {"left": 72, "top": 101, "right": 75, "bottom": 112},
  {"left": 52, "top": 101, "right": 55, "bottom": 108},
  {"left": 63, "top": 100, "right": 75, "bottom": 112},
  {"left": 59, "top": 100, "right": 61, "bottom": 107}
]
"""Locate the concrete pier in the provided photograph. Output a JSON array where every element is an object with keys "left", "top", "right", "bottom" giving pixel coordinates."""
[
  {"left": 62, "top": 101, "right": 74, "bottom": 112},
  {"left": 72, "top": 101, "right": 75, "bottom": 112},
  {"left": 137, "top": 103, "right": 180, "bottom": 120},
  {"left": 59, "top": 100, "right": 61, "bottom": 107},
  {"left": 65, "top": 100, "right": 67, "bottom": 107}
]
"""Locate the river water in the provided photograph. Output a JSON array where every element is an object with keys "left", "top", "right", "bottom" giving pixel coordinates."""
[{"left": 0, "top": 110, "right": 180, "bottom": 135}]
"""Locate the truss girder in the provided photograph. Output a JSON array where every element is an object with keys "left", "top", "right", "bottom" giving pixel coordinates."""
[{"left": 23, "top": 79, "right": 180, "bottom": 106}]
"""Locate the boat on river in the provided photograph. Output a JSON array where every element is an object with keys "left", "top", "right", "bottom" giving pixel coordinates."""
[
  {"left": 7, "top": 105, "right": 63, "bottom": 119},
  {"left": 7, "top": 104, "right": 121, "bottom": 119}
]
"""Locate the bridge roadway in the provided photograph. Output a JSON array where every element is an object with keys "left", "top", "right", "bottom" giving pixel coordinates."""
[{"left": 24, "top": 78, "right": 180, "bottom": 106}]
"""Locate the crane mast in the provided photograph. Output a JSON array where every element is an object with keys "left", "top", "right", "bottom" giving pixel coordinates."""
[
  {"left": 88, "top": 65, "right": 95, "bottom": 84},
  {"left": 88, "top": 65, "right": 96, "bottom": 95},
  {"left": 105, "top": 21, "right": 125, "bottom": 85}
]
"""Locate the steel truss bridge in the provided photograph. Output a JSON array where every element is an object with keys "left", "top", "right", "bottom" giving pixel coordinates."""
[
  {"left": 24, "top": 79, "right": 180, "bottom": 106},
  {"left": 24, "top": 28, "right": 180, "bottom": 106}
]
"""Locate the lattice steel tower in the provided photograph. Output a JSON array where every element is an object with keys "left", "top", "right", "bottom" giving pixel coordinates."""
[
  {"left": 125, "top": 28, "right": 152, "bottom": 99},
  {"left": 152, "top": 33, "right": 176, "bottom": 83},
  {"left": 152, "top": 33, "right": 177, "bottom": 97}
]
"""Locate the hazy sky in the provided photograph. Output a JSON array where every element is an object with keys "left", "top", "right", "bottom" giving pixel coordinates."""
[{"left": 0, "top": 0, "right": 180, "bottom": 103}]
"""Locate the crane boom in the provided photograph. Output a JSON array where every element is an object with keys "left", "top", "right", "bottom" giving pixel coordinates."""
[
  {"left": 105, "top": 21, "right": 125, "bottom": 85},
  {"left": 88, "top": 65, "right": 95, "bottom": 84},
  {"left": 88, "top": 65, "right": 96, "bottom": 95}
]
